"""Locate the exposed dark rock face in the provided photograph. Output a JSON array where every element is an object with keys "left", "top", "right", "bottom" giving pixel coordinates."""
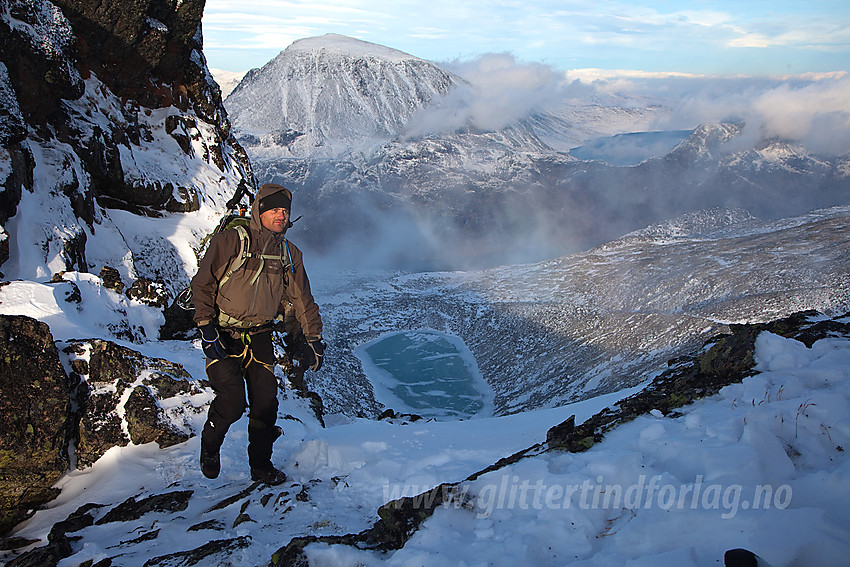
[
  {"left": 0, "top": 0, "right": 255, "bottom": 275},
  {"left": 98, "top": 265, "right": 124, "bottom": 294},
  {"left": 0, "top": 0, "right": 83, "bottom": 251},
  {"left": 0, "top": 315, "right": 71, "bottom": 536},
  {"left": 0, "top": 316, "right": 208, "bottom": 536},
  {"left": 6, "top": 480, "right": 266, "bottom": 565},
  {"left": 0, "top": 19, "right": 36, "bottom": 232},
  {"left": 0, "top": 0, "right": 84, "bottom": 122},
  {"left": 0, "top": 227, "right": 8, "bottom": 276},
  {"left": 126, "top": 276, "right": 169, "bottom": 309},
  {"left": 124, "top": 384, "right": 190, "bottom": 448},
  {"left": 5, "top": 492, "right": 203, "bottom": 567},
  {"left": 50, "top": 0, "right": 210, "bottom": 114},
  {"left": 159, "top": 298, "right": 198, "bottom": 340},
  {"left": 3, "top": 502, "right": 100, "bottom": 565},
  {"left": 142, "top": 536, "right": 252, "bottom": 567},
  {"left": 95, "top": 490, "right": 193, "bottom": 525}
]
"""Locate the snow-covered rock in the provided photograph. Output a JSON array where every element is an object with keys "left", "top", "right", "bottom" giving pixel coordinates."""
[{"left": 0, "top": 0, "right": 254, "bottom": 292}]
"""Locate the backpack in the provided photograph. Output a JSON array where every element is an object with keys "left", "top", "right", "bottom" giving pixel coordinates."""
[
  {"left": 218, "top": 219, "right": 295, "bottom": 288},
  {"left": 174, "top": 209, "right": 297, "bottom": 311}
]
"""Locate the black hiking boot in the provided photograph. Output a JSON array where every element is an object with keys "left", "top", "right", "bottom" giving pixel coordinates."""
[
  {"left": 200, "top": 443, "right": 221, "bottom": 479},
  {"left": 250, "top": 465, "right": 287, "bottom": 485}
]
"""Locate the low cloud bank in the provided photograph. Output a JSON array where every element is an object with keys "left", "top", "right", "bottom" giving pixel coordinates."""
[
  {"left": 577, "top": 71, "right": 850, "bottom": 155},
  {"left": 269, "top": 61, "right": 850, "bottom": 271},
  {"left": 407, "top": 54, "right": 850, "bottom": 155},
  {"left": 404, "top": 53, "right": 581, "bottom": 137}
]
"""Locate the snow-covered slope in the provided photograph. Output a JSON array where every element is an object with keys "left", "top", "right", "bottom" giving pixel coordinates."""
[
  {"left": 227, "top": 34, "right": 460, "bottom": 158},
  {"left": 3, "top": 283, "right": 848, "bottom": 566},
  {"left": 308, "top": 329, "right": 850, "bottom": 566}
]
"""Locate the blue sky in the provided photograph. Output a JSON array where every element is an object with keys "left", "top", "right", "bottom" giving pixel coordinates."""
[{"left": 202, "top": 0, "right": 850, "bottom": 76}]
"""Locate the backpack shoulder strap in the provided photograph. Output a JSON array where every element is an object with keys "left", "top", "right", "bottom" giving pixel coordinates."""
[
  {"left": 219, "top": 225, "right": 251, "bottom": 288},
  {"left": 248, "top": 236, "right": 290, "bottom": 284},
  {"left": 283, "top": 239, "right": 294, "bottom": 274},
  {"left": 220, "top": 225, "right": 292, "bottom": 287}
]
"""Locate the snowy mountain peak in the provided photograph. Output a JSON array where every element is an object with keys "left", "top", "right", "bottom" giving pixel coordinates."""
[
  {"left": 226, "top": 34, "right": 460, "bottom": 158},
  {"left": 286, "top": 33, "right": 421, "bottom": 63},
  {"left": 667, "top": 122, "right": 744, "bottom": 160}
]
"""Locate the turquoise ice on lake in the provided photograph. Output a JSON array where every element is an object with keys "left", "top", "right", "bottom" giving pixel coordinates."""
[{"left": 357, "top": 330, "right": 493, "bottom": 420}]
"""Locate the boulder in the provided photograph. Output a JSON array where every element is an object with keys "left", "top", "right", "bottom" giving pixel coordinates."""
[
  {"left": 71, "top": 339, "right": 204, "bottom": 467},
  {"left": 98, "top": 265, "right": 124, "bottom": 294},
  {"left": 0, "top": 315, "right": 71, "bottom": 535},
  {"left": 126, "top": 277, "right": 169, "bottom": 309},
  {"left": 0, "top": 326, "right": 207, "bottom": 537}
]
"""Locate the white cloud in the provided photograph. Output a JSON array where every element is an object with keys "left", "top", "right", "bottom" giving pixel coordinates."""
[
  {"left": 593, "top": 72, "right": 850, "bottom": 155},
  {"left": 405, "top": 54, "right": 850, "bottom": 155},
  {"left": 568, "top": 68, "right": 702, "bottom": 82},
  {"left": 750, "top": 78, "right": 850, "bottom": 154},
  {"left": 403, "top": 53, "right": 572, "bottom": 136}
]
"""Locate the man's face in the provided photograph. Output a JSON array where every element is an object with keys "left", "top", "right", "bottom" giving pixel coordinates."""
[{"left": 260, "top": 207, "right": 290, "bottom": 233}]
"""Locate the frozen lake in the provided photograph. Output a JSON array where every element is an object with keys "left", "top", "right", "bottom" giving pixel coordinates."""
[{"left": 356, "top": 329, "right": 494, "bottom": 420}]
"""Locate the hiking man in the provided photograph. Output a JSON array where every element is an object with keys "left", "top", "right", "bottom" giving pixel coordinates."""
[{"left": 191, "top": 183, "right": 324, "bottom": 485}]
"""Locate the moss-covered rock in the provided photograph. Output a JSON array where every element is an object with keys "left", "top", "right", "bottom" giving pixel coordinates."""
[{"left": 0, "top": 315, "right": 71, "bottom": 535}]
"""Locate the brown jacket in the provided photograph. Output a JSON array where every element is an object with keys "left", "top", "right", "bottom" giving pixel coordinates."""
[{"left": 190, "top": 184, "right": 323, "bottom": 339}]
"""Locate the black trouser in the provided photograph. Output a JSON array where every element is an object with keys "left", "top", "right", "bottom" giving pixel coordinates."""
[{"left": 201, "top": 329, "right": 279, "bottom": 470}]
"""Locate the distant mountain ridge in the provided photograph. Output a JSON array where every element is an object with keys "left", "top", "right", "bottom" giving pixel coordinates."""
[{"left": 226, "top": 35, "right": 850, "bottom": 269}]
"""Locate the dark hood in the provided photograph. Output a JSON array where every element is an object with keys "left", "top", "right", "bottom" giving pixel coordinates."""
[{"left": 251, "top": 183, "right": 293, "bottom": 235}]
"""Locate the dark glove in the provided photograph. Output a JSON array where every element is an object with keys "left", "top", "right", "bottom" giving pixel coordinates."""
[
  {"left": 307, "top": 338, "right": 325, "bottom": 371},
  {"left": 199, "top": 324, "right": 231, "bottom": 360}
]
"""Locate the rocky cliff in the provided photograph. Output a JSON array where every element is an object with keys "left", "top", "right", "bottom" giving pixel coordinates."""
[
  {"left": 0, "top": 0, "right": 254, "bottom": 281},
  {"left": 0, "top": 0, "right": 258, "bottom": 537}
]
